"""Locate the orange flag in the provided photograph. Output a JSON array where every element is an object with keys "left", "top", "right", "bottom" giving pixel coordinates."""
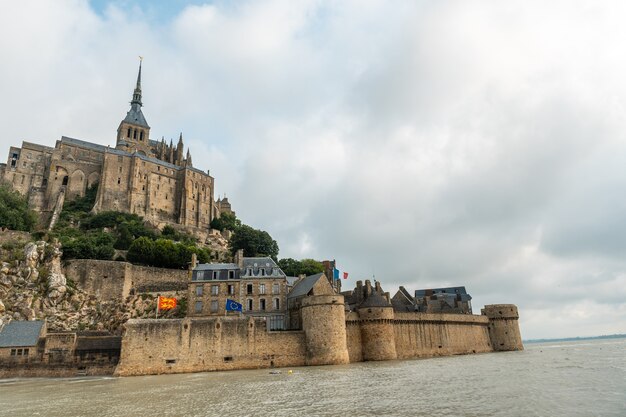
[{"left": 158, "top": 296, "right": 177, "bottom": 310}]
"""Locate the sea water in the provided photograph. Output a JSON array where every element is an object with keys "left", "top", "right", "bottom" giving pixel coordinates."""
[{"left": 0, "top": 338, "right": 624, "bottom": 417}]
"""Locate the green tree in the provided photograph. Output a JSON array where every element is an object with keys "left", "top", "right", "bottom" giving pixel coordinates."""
[
  {"left": 210, "top": 212, "right": 241, "bottom": 232},
  {"left": 126, "top": 236, "right": 155, "bottom": 265},
  {"left": 60, "top": 231, "right": 114, "bottom": 260},
  {"left": 230, "top": 224, "right": 279, "bottom": 259},
  {"left": 278, "top": 258, "right": 324, "bottom": 276},
  {"left": 0, "top": 184, "right": 37, "bottom": 231}
]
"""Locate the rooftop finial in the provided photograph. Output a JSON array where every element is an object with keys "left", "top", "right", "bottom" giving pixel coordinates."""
[{"left": 131, "top": 57, "right": 143, "bottom": 107}]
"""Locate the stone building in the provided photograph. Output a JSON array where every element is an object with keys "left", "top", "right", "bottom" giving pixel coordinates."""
[
  {"left": 0, "top": 320, "right": 46, "bottom": 363},
  {"left": 188, "top": 250, "right": 288, "bottom": 330},
  {"left": 0, "top": 61, "right": 228, "bottom": 235}
]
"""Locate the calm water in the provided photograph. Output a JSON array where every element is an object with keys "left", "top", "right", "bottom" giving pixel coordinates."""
[{"left": 0, "top": 338, "right": 624, "bottom": 417}]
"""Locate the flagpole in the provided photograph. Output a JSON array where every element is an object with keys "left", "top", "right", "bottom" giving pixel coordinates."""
[{"left": 156, "top": 296, "right": 160, "bottom": 319}]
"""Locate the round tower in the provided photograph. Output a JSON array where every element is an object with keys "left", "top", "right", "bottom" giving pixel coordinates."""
[
  {"left": 481, "top": 304, "right": 524, "bottom": 351},
  {"left": 358, "top": 293, "right": 397, "bottom": 361},
  {"left": 301, "top": 295, "right": 350, "bottom": 366}
]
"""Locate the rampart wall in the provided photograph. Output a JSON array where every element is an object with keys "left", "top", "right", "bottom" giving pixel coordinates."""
[
  {"left": 115, "top": 317, "right": 306, "bottom": 376},
  {"left": 116, "top": 305, "right": 521, "bottom": 376},
  {"left": 65, "top": 259, "right": 188, "bottom": 300},
  {"left": 392, "top": 312, "right": 492, "bottom": 358}
]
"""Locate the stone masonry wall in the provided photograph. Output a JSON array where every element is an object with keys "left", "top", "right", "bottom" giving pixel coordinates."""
[
  {"left": 65, "top": 260, "right": 188, "bottom": 300},
  {"left": 392, "top": 312, "right": 493, "bottom": 358},
  {"left": 116, "top": 308, "right": 505, "bottom": 377},
  {"left": 115, "top": 317, "right": 306, "bottom": 376}
]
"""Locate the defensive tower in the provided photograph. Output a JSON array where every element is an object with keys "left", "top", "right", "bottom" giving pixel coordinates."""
[
  {"left": 357, "top": 283, "right": 398, "bottom": 361},
  {"left": 481, "top": 304, "right": 524, "bottom": 351},
  {"left": 301, "top": 295, "right": 350, "bottom": 366}
]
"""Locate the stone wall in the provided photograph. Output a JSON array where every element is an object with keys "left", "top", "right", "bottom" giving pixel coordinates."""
[
  {"left": 115, "top": 317, "right": 307, "bottom": 376},
  {"left": 392, "top": 312, "right": 493, "bottom": 358},
  {"left": 116, "top": 303, "right": 523, "bottom": 377},
  {"left": 65, "top": 259, "right": 189, "bottom": 300}
]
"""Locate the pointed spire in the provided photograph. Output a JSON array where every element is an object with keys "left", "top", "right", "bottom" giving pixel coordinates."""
[
  {"left": 186, "top": 148, "right": 192, "bottom": 167},
  {"left": 177, "top": 132, "right": 184, "bottom": 147},
  {"left": 131, "top": 57, "right": 143, "bottom": 107}
]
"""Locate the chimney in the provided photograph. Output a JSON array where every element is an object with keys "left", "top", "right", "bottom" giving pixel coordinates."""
[{"left": 234, "top": 249, "right": 244, "bottom": 268}]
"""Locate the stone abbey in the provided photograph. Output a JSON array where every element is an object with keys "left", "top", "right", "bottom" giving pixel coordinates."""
[{"left": 0, "top": 61, "right": 232, "bottom": 234}]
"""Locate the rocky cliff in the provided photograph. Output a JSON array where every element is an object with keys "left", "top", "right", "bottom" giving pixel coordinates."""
[{"left": 0, "top": 238, "right": 184, "bottom": 333}]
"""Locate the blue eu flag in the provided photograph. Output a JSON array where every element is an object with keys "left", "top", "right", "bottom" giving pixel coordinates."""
[{"left": 226, "top": 299, "right": 243, "bottom": 312}]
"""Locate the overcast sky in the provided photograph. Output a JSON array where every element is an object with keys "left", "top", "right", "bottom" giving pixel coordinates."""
[{"left": 1, "top": 0, "right": 625, "bottom": 339}]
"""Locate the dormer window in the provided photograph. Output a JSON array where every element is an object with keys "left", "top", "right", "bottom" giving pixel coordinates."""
[
  {"left": 127, "top": 128, "right": 131, "bottom": 138},
  {"left": 140, "top": 131, "right": 144, "bottom": 141}
]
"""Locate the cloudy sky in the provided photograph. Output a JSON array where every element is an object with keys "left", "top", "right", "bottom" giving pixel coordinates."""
[{"left": 2, "top": 0, "right": 626, "bottom": 339}]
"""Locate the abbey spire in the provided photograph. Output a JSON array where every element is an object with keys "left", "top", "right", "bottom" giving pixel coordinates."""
[
  {"left": 116, "top": 58, "right": 151, "bottom": 153},
  {"left": 131, "top": 57, "right": 143, "bottom": 107}
]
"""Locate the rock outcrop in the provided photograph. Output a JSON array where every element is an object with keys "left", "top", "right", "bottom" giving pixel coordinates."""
[{"left": 0, "top": 239, "right": 184, "bottom": 333}]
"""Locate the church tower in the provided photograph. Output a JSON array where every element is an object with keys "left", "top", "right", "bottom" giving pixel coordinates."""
[{"left": 116, "top": 59, "right": 152, "bottom": 155}]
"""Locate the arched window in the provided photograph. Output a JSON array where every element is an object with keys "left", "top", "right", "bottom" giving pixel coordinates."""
[
  {"left": 140, "top": 131, "right": 144, "bottom": 141},
  {"left": 133, "top": 130, "right": 137, "bottom": 139},
  {"left": 127, "top": 127, "right": 131, "bottom": 138}
]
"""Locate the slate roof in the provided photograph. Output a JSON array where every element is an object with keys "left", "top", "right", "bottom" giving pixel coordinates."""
[
  {"left": 61, "top": 136, "right": 108, "bottom": 153},
  {"left": 360, "top": 292, "right": 391, "bottom": 308},
  {"left": 75, "top": 336, "right": 122, "bottom": 351},
  {"left": 242, "top": 257, "right": 279, "bottom": 268},
  {"left": 0, "top": 321, "right": 45, "bottom": 348},
  {"left": 287, "top": 273, "right": 324, "bottom": 299},
  {"left": 194, "top": 263, "right": 239, "bottom": 271},
  {"left": 122, "top": 103, "right": 150, "bottom": 128},
  {"left": 415, "top": 286, "right": 471, "bottom": 300}
]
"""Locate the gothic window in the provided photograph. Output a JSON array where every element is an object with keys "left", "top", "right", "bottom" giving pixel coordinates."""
[
  {"left": 127, "top": 128, "right": 131, "bottom": 138},
  {"left": 133, "top": 130, "right": 137, "bottom": 139},
  {"left": 140, "top": 131, "right": 144, "bottom": 141}
]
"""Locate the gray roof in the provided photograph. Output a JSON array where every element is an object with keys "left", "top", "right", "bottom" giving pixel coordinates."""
[
  {"left": 242, "top": 257, "right": 279, "bottom": 268},
  {"left": 286, "top": 276, "right": 299, "bottom": 286},
  {"left": 61, "top": 136, "right": 108, "bottom": 153},
  {"left": 360, "top": 292, "right": 391, "bottom": 308},
  {"left": 415, "top": 286, "right": 470, "bottom": 297},
  {"left": 122, "top": 103, "right": 150, "bottom": 128},
  {"left": 287, "top": 273, "right": 324, "bottom": 299},
  {"left": 0, "top": 321, "right": 45, "bottom": 348},
  {"left": 194, "top": 263, "right": 239, "bottom": 271}
]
